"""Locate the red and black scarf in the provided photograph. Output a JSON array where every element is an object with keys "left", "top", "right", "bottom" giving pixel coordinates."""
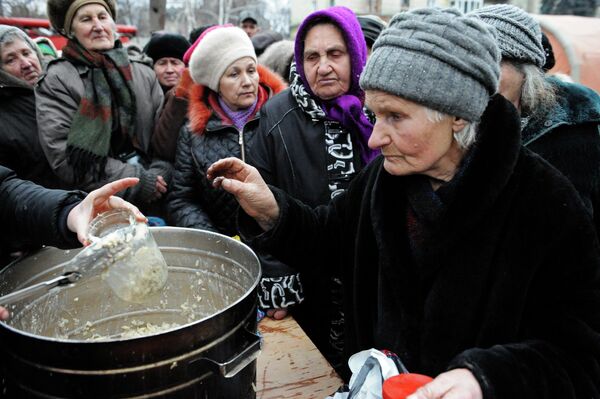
[{"left": 62, "top": 39, "right": 136, "bottom": 181}]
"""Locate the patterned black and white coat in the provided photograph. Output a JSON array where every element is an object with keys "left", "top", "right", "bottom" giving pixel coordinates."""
[{"left": 248, "top": 63, "right": 372, "bottom": 364}]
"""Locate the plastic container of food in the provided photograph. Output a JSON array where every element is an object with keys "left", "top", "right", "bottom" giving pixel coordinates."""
[{"left": 88, "top": 209, "right": 168, "bottom": 302}]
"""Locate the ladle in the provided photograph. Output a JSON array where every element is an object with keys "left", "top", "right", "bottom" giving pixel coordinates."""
[{"left": 0, "top": 242, "right": 114, "bottom": 307}]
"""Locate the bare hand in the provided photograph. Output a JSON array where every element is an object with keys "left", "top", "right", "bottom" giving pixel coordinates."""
[
  {"left": 67, "top": 178, "right": 147, "bottom": 245},
  {"left": 407, "top": 369, "right": 482, "bottom": 399},
  {"left": 156, "top": 175, "right": 168, "bottom": 194},
  {"left": 0, "top": 306, "right": 8, "bottom": 320},
  {"left": 266, "top": 308, "right": 288, "bottom": 320},
  {"left": 207, "top": 158, "right": 279, "bottom": 231}
]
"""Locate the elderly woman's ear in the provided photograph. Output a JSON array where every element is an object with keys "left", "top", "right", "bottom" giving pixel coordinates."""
[{"left": 452, "top": 118, "right": 468, "bottom": 133}]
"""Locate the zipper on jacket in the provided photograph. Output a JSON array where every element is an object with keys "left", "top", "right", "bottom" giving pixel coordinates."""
[{"left": 238, "top": 129, "right": 246, "bottom": 163}]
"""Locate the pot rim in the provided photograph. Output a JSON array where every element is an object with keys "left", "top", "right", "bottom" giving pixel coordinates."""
[{"left": 0, "top": 227, "right": 261, "bottom": 344}]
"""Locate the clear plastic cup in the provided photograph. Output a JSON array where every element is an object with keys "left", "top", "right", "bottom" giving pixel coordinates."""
[{"left": 87, "top": 209, "right": 168, "bottom": 303}]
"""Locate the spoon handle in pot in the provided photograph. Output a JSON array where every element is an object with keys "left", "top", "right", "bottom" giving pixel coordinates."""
[{"left": 0, "top": 272, "right": 81, "bottom": 307}]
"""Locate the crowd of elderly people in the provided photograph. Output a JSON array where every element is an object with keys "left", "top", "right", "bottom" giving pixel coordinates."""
[{"left": 0, "top": 0, "right": 600, "bottom": 396}]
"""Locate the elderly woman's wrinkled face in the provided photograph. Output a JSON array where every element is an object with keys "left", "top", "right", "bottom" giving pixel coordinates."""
[
  {"left": 71, "top": 3, "right": 115, "bottom": 51},
  {"left": 218, "top": 57, "right": 259, "bottom": 111},
  {"left": 303, "top": 23, "right": 351, "bottom": 101},
  {"left": 154, "top": 57, "right": 185, "bottom": 89},
  {"left": 366, "top": 90, "right": 466, "bottom": 181},
  {"left": 499, "top": 61, "right": 525, "bottom": 111},
  {"left": 0, "top": 38, "right": 42, "bottom": 85}
]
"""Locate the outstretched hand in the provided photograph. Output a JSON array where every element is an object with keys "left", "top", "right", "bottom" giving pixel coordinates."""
[
  {"left": 207, "top": 157, "right": 279, "bottom": 231},
  {"left": 67, "top": 178, "right": 147, "bottom": 245},
  {"left": 407, "top": 369, "right": 482, "bottom": 399}
]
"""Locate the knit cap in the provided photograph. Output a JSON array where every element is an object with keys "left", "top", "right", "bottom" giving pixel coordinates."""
[
  {"left": 47, "top": 0, "right": 116, "bottom": 36},
  {"left": 144, "top": 32, "right": 190, "bottom": 65},
  {"left": 470, "top": 4, "right": 545, "bottom": 68},
  {"left": 360, "top": 7, "right": 500, "bottom": 122},
  {"left": 188, "top": 26, "right": 256, "bottom": 92}
]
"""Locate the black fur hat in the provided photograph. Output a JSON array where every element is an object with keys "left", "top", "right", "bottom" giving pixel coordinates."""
[{"left": 47, "top": 0, "right": 117, "bottom": 36}]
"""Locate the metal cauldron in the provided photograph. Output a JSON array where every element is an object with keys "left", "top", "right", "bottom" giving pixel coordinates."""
[{"left": 0, "top": 227, "right": 261, "bottom": 398}]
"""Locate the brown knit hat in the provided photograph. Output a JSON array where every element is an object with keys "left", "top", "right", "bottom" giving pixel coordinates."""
[{"left": 47, "top": 0, "right": 117, "bottom": 36}]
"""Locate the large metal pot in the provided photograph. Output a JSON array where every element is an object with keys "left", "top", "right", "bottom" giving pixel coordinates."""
[{"left": 0, "top": 227, "right": 261, "bottom": 398}]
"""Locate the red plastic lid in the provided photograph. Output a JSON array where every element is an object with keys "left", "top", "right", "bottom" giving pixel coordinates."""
[{"left": 382, "top": 373, "right": 434, "bottom": 399}]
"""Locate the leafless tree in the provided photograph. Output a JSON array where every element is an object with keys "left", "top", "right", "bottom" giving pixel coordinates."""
[{"left": 2, "top": 0, "right": 46, "bottom": 18}]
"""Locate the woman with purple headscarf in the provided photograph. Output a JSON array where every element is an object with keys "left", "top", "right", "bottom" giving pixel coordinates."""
[{"left": 248, "top": 6, "right": 377, "bottom": 374}]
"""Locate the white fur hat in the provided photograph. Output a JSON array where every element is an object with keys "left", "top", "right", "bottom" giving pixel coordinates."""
[{"left": 189, "top": 26, "right": 257, "bottom": 92}]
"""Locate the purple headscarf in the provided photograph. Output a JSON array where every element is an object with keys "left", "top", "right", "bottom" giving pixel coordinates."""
[{"left": 294, "top": 6, "right": 378, "bottom": 164}]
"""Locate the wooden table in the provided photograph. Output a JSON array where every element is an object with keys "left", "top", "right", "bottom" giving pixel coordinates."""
[{"left": 256, "top": 316, "right": 344, "bottom": 398}]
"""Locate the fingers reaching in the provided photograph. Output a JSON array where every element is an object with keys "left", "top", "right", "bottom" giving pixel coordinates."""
[{"left": 0, "top": 306, "right": 9, "bottom": 321}]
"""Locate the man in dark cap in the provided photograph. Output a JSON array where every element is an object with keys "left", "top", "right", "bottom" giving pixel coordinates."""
[
  {"left": 144, "top": 32, "right": 191, "bottom": 93},
  {"left": 239, "top": 10, "right": 260, "bottom": 37}
]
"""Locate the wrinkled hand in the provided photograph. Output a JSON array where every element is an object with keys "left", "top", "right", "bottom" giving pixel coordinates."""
[
  {"left": 207, "top": 157, "right": 279, "bottom": 231},
  {"left": 67, "top": 178, "right": 147, "bottom": 245},
  {"left": 407, "top": 369, "right": 482, "bottom": 399},
  {"left": 266, "top": 308, "right": 288, "bottom": 320}
]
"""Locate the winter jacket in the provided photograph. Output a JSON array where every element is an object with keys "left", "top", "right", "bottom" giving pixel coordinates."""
[
  {"left": 523, "top": 77, "right": 600, "bottom": 234},
  {"left": 248, "top": 68, "right": 368, "bottom": 363},
  {"left": 35, "top": 57, "right": 170, "bottom": 207},
  {"left": 242, "top": 94, "right": 600, "bottom": 397},
  {"left": 0, "top": 70, "right": 64, "bottom": 189},
  {"left": 151, "top": 69, "right": 194, "bottom": 163},
  {"left": 0, "top": 166, "right": 83, "bottom": 266},
  {"left": 168, "top": 65, "right": 285, "bottom": 233}
]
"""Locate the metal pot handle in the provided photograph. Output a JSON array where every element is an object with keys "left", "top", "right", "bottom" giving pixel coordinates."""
[{"left": 196, "top": 329, "right": 262, "bottom": 378}]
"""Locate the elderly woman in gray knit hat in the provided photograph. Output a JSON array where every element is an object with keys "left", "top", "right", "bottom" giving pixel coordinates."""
[
  {"left": 471, "top": 4, "right": 600, "bottom": 237},
  {"left": 207, "top": 7, "right": 600, "bottom": 398},
  {"left": 35, "top": 0, "right": 169, "bottom": 213}
]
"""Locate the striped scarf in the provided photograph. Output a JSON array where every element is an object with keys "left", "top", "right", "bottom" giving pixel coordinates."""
[{"left": 62, "top": 39, "right": 136, "bottom": 181}]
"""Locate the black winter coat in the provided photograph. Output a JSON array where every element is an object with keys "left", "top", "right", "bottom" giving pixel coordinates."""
[
  {"left": 0, "top": 71, "right": 64, "bottom": 189},
  {"left": 169, "top": 109, "right": 261, "bottom": 233},
  {"left": 523, "top": 77, "right": 600, "bottom": 235},
  {"left": 243, "top": 95, "right": 600, "bottom": 397},
  {"left": 250, "top": 88, "right": 363, "bottom": 208},
  {"left": 0, "top": 166, "right": 83, "bottom": 265},
  {"left": 168, "top": 67, "right": 286, "bottom": 233}
]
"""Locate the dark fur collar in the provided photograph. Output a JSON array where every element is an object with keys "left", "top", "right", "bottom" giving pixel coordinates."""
[
  {"left": 187, "top": 65, "right": 286, "bottom": 134},
  {"left": 523, "top": 77, "right": 600, "bottom": 145},
  {"left": 370, "top": 94, "right": 522, "bottom": 275}
]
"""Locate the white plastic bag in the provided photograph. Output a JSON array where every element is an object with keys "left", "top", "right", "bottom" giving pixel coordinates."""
[{"left": 326, "top": 349, "right": 400, "bottom": 399}]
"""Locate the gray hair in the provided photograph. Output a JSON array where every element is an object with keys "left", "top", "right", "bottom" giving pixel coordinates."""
[
  {"left": 516, "top": 62, "right": 557, "bottom": 115},
  {"left": 425, "top": 107, "right": 478, "bottom": 150},
  {"left": 0, "top": 28, "right": 40, "bottom": 66}
]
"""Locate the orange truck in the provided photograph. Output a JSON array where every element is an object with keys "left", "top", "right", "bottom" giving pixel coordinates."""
[{"left": 535, "top": 15, "right": 600, "bottom": 93}]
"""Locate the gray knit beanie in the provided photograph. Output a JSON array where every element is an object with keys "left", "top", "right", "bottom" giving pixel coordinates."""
[
  {"left": 470, "top": 4, "right": 545, "bottom": 68},
  {"left": 360, "top": 7, "right": 500, "bottom": 122}
]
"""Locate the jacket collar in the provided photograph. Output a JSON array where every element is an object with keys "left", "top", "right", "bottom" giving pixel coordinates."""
[
  {"left": 0, "top": 68, "right": 34, "bottom": 94},
  {"left": 187, "top": 64, "right": 286, "bottom": 134},
  {"left": 523, "top": 77, "right": 600, "bottom": 145}
]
